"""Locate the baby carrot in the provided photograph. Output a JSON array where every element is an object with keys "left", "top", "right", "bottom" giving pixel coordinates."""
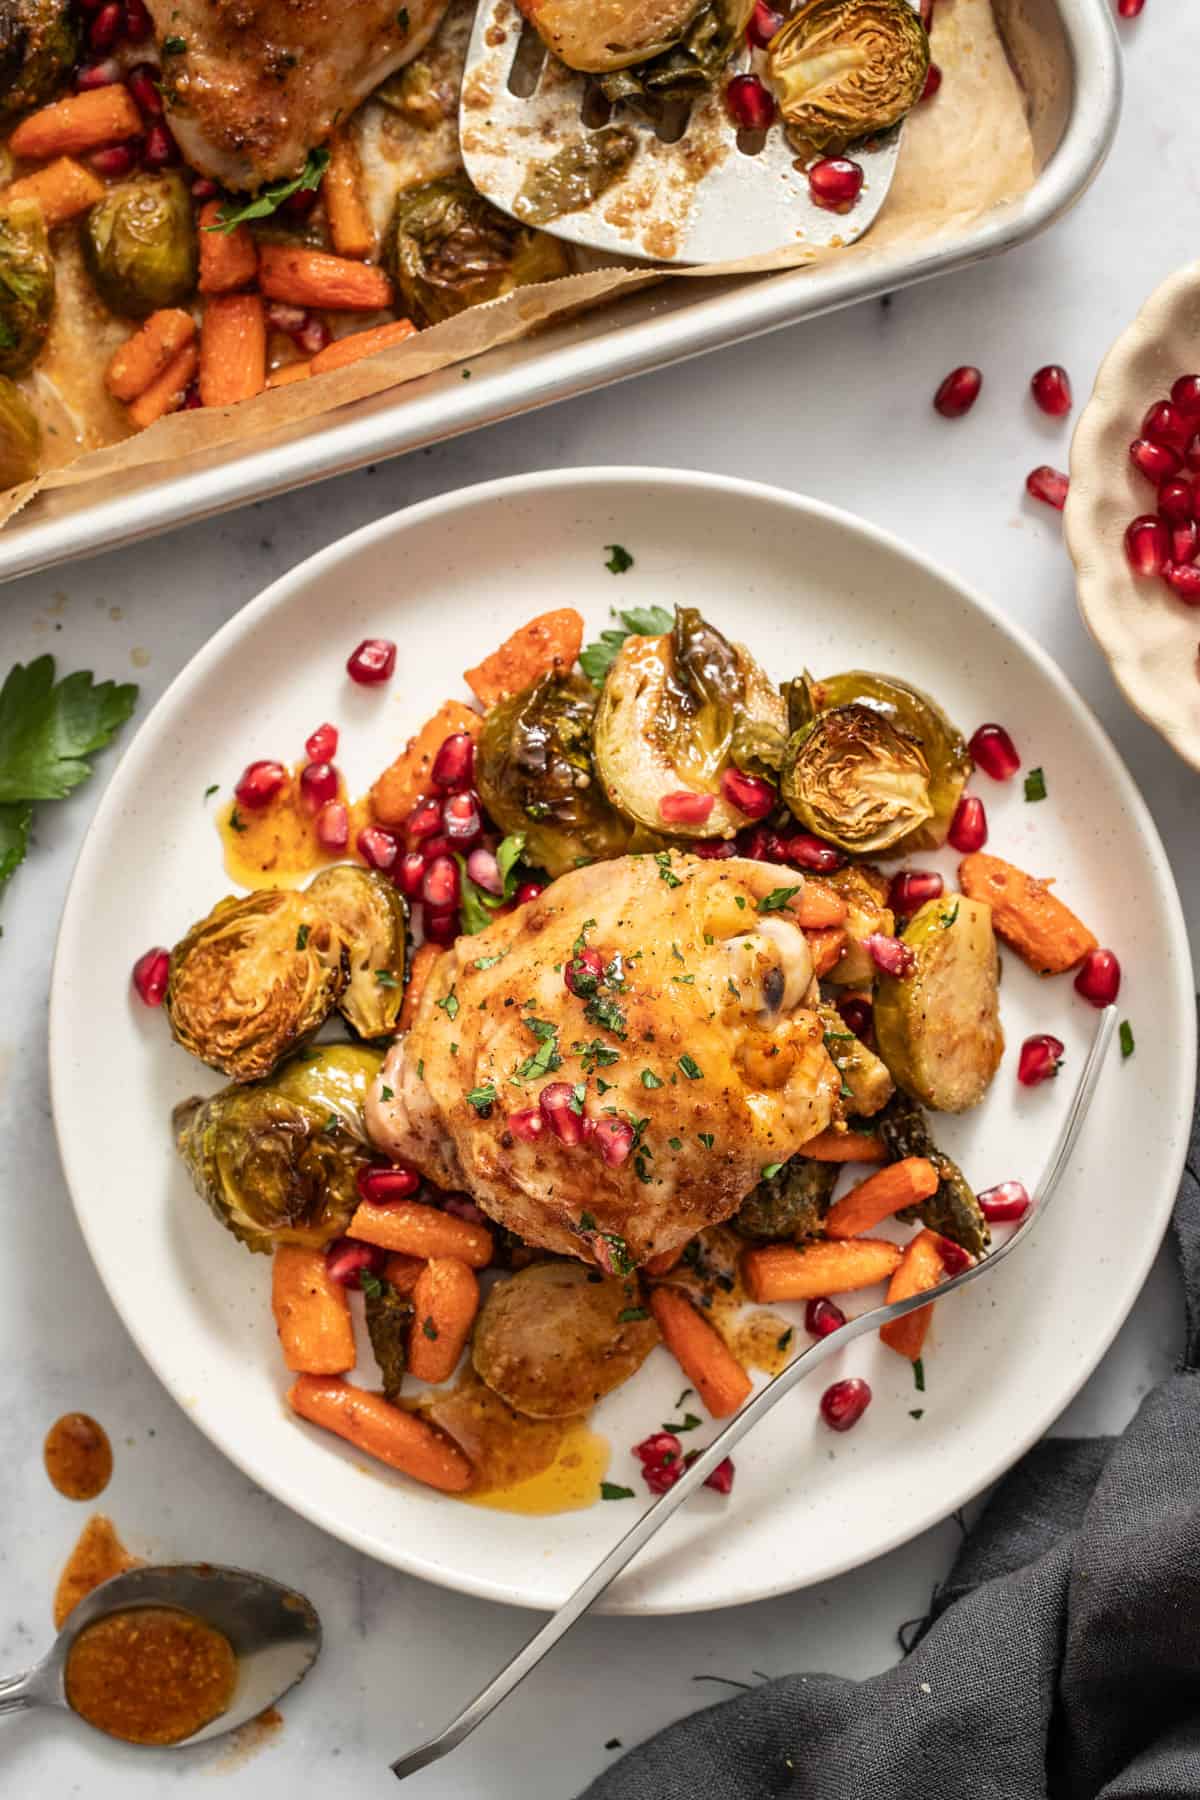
[
  {"left": 2, "top": 155, "right": 104, "bottom": 226},
  {"left": 324, "top": 128, "right": 375, "bottom": 259},
  {"left": 199, "top": 293, "right": 266, "bottom": 407},
  {"left": 10, "top": 85, "right": 142, "bottom": 160},
  {"left": 126, "top": 341, "right": 198, "bottom": 430},
  {"left": 958, "top": 852, "right": 1097, "bottom": 976},
  {"left": 271, "top": 1247, "right": 355, "bottom": 1374},
  {"left": 407, "top": 1258, "right": 479, "bottom": 1384},
  {"left": 464, "top": 609, "right": 586, "bottom": 709},
  {"left": 105, "top": 308, "right": 196, "bottom": 404},
  {"left": 266, "top": 360, "right": 312, "bottom": 388},
  {"left": 806, "top": 926, "right": 847, "bottom": 979},
  {"left": 258, "top": 243, "right": 393, "bottom": 311},
  {"left": 824, "top": 1156, "right": 940, "bottom": 1240},
  {"left": 383, "top": 1253, "right": 424, "bottom": 1296},
  {"left": 287, "top": 1375, "right": 472, "bottom": 1492},
  {"left": 348, "top": 1199, "right": 493, "bottom": 1268},
  {"left": 741, "top": 1238, "right": 902, "bottom": 1304},
  {"left": 310, "top": 319, "right": 417, "bottom": 376},
  {"left": 879, "top": 1229, "right": 947, "bottom": 1361},
  {"left": 399, "top": 941, "right": 441, "bottom": 1032},
  {"left": 197, "top": 200, "right": 258, "bottom": 294},
  {"left": 642, "top": 1243, "right": 685, "bottom": 1277},
  {"left": 648, "top": 1286, "right": 751, "bottom": 1418},
  {"left": 789, "top": 881, "right": 849, "bottom": 929},
  {"left": 800, "top": 1128, "right": 887, "bottom": 1164}
]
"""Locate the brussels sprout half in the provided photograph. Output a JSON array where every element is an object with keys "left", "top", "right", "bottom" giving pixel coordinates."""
[
  {"left": 0, "top": 0, "right": 78, "bottom": 124},
  {"left": 873, "top": 893, "right": 1003, "bottom": 1113},
  {"left": 385, "top": 176, "right": 570, "bottom": 328},
  {"left": 732, "top": 1156, "right": 837, "bottom": 1242},
  {"left": 0, "top": 200, "right": 53, "bottom": 377},
  {"left": 592, "top": 607, "right": 787, "bottom": 838},
  {"left": 0, "top": 373, "right": 39, "bottom": 485},
  {"left": 767, "top": 0, "right": 930, "bottom": 159},
  {"left": 814, "top": 670, "right": 972, "bottom": 851},
  {"left": 599, "top": 0, "right": 755, "bottom": 105},
  {"left": 306, "top": 864, "right": 407, "bottom": 1038},
  {"left": 172, "top": 1044, "right": 382, "bottom": 1254},
  {"left": 83, "top": 173, "right": 197, "bottom": 318},
  {"left": 781, "top": 703, "right": 933, "bottom": 856}
]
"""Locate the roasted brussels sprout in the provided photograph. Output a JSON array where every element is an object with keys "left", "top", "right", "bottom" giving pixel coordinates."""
[
  {"left": 873, "top": 894, "right": 1003, "bottom": 1112},
  {"left": 477, "top": 672, "right": 635, "bottom": 877},
  {"left": 876, "top": 1090, "right": 989, "bottom": 1258},
  {"left": 363, "top": 1273, "right": 414, "bottom": 1402},
  {"left": 767, "top": 0, "right": 929, "bottom": 158},
  {"left": 0, "top": 373, "right": 39, "bottom": 485},
  {"left": 0, "top": 0, "right": 78, "bottom": 123},
  {"left": 732, "top": 1156, "right": 837, "bottom": 1242},
  {"left": 518, "top": 0, "right": 703, "bottom": 73},
  {"left": 514, "top": 127, "right": 640, "bottom": 227},
  {"left": 83, "top": 173, "right": 197, "bottom": 318},
  {"left": 593, "top": 607, "right": 786, "bottom": 838},
  {"left": 473, "top": 1262, "right": 659, "bottom": 1418},
  {"left": 0, "top": 200, "right": 53, "bottom": 377},
  {"left": 167, "top": 889, "right": 346, "bottom": 1083},
  {"left": 305, "top": 865, "right": 406, "bottom": 1039},
  {"left": 599, "top": 0, "right": 756, "bottom": 105},
  {"left": 385, "top": 176, "right": 570, "bottom": 328},
  {"left": 781, "top": 703, "right": 934, "bottom": 855},
  {"left": 821, "top": 863, "right": 893, "bottom": 987},
  {"left": 812, "top": 670, "right": 971, "bottom": 851},
  {"left": 172, "top": 1045, "right": 382, "bottom": 1254},
  {"left": 818, "top": 1002, "right": 893, "bottom": 1115}
]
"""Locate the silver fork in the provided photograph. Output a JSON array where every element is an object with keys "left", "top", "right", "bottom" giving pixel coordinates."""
[{"left": 391, "top": 1005, "right": 1118, "bottom": 1782}]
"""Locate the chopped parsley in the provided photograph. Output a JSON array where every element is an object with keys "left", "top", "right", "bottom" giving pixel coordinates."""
[
  {"left": 321, "top": 1113, "right": 339, "bottom": 1133},
  {"left": 436, "top": 989, "right": 459, "bottom": 1021},
  {"left": 359, "top": 1270, "right": 386, "bottom": 1300},
  {"left": 1024, "top": 766, "right": 1047, "bottom": 803},
  {"left": 698, "top": 1131, "right": 714, "bottom": 1150},
  {"left": 618, "top": 1306, "right": 649, "bottom": 1323},
  {"left": 228, "top": 807, "right": 247, "bottom": 833},
  {"left": 678, "top": 1054, "right": 703, "bottom": 1081},
  {"left": 654, "top": 850, "right": 682, "bottom": 889},
  {"left": 585, "top": 993, "right": 627, "bottom": 1038},
  {"left": 565, "top": 952, "right": 601, "bottom": 997},
  {"left": 211, "top": 148, "right": 330, "bottom": 232},
  {"left": 668, "top": 1135, "right": 682, "bottom": 1151},
  {"left": 641, "top": 1069, "right": 664, "bottom": 1089},
  {"left": 573, "top": 918, "right": 598, "bottom": 952},
  {"left": 598, "top": 1231, "right": 635, "bottom": 1274},
  {"left": 757, "top": 886, "right": 801, "bottom": 913},
  {"left": 670, "top": 973, "right": 695, "bottom": 985},
  {"left": 422, "top": 1316, "right": 439, "bottom": 1340},
  {"left": 579, "top": 1211, "right": 596, "bottom": 1232},
  {"left": 604, "top": 544, "right": 634, "bottom": 574},
  {"left": 380, "top": 1085, "right": 394, "bottom": 1101},
  {"left": 515, "top": 1019, "right": 561, "bottom": 1081},
  {"left": 466, "top": 1082, "right": 496, "bottom": 1113},
  {"left": 761, "top": 1162, "right": 783, "bottom": 1180},
  {"left": 396, "top": 4, "right": 410, "bottom": 26},
  {"left": 574, "top": 1038, "right": 620, "bottom": 1072},
  {"left": 580, "top": 606, "right": 672, "bottom": 684},
  {"left": 909, "top": 1409, "right": 925, "bottom": 1420},
  {"left": 913, "top": 1358, "right": 926, "bottom": 1393},
  {"left": 416, "top": 1058, "right": 425, "bottom": 1080},
  {"left": 295, "top": 924, "right": 310, "bottom": 951},
  {"left": 777, "top": 1327, "right": 793, "bottom": 1352},
  {"left": 671, "top": 942, "right": 685, "bottom": 963},
  {"left": 733, "top": 894, "right": 746, "bottom": 910},
  {"left": 1120, "top": 1019, "right": 1135, "bottom": 1059},
  {"left": 473, "top": 951, "right": 507, "bottom": 971},
  {"left": 569, "top": 1082, "right": 587, "bottom": 1115},
  {"left": 375, "top": 969, "right": 400, "bottom": 988},
  {"left": 663, "top": 1411, "right": 701, "bottom": 1433},
  {"left": 940, "top": 902, "right": 960, "bottom": 929},
  {"left": 203, "top": 783, "right": 218, "bottom": 801},
  {"left": 161, "top": 33, "right": 187, "bottom": 51},
  {"left": 600, "top": 1482, "right": 635, "bottom": 1501}
]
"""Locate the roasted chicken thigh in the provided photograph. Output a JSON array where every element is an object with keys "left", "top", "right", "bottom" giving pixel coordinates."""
[{"left": 367, "top": 853, "right": 842, "bottom": 1267}]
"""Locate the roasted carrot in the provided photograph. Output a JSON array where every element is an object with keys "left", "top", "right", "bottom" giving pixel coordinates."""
[
  {"left": 310, "top": 319, "right": 417, "bottom": 376},
  {"left": 197, "top": 200, "right": 258, "bottom": 294},
  {"left": 806, "top": 926, "right": 847, "bottom": 979},
  {"left": 258, "top": 243, "right": 392, "bottom": 311},
  {"left": 879, "top": 1229, "right": 947, "bottom": 1361},
  {"left": 642, "top": 1244, "right": 684, "bottom": 1277},
  {"left": 105, "top": 309, "right": 196, "bottom": 404},
  {"left": 271, "top": 1247, "right": 356, "bottom": 1374},
  {"left": 407, "top": 1257, "right": 479, "bottom": 1384},
  {"left": 958, "top": 852, "right": 1097, "bottom": 976},
  {"left": 199, "top": 293, "right": 267, "bottom": 408},
  {"left": 10, "top": 86, "right": 142, "bottom": 160},
  {"left": 800, "top": 1128, "right": 887, "bottom": 1164},
  {"left": 126, "top": 341, "right": 198, "bottom": 430},
  {"left": 400, "top": 940, "right": 442, "bottom": 1032},
  {"left": 648, "top": 1286, "right": 751, "bottom": 1419},
  {"left": 383, "top": 1252, "right": 425, "bottom": 1296},
  {"left": 370, "top": 700, "right": 483, "bottom": 825},
  {"left": 2, "top": 156, "right": 104, "bottom": 227},
  {"left": 825, "top": 1156, "right": 940, "bottom": 1240},
  {"left": 324, "top": 128, "right": 375, "bottom": 259},
  {"left": 464, "top": 608, "right": 586, "bottom": 708},
  {"left": 788, "top": 880, "right": 849, "bottom": 929},
  {"left": 266, "top": 361, "right": 312, "bottom": 388},
  {"left": 348, "top": 1199, "right": 493, "bottom": 1268},
  {"left": 287, "top": 1375, "right": 472, "bottom": 1492},
  {"left": 741, "top": 1237, "right": 902, "bottom": 1304}
]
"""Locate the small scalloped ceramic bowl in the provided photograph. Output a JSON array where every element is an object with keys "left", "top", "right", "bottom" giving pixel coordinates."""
[{"left": 1065, "top": 262, "right": 1200, "bottom": 772}]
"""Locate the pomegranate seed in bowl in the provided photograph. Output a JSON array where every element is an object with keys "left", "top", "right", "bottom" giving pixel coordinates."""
[
  {"left": 355, "top": 1163, "right": 420, "bottom": 1204},
  {"left": 720, "top": 766, "right": 774, "bottom": 819},
  {"left": 357, "top": 825, "right": 399, "bottom": 872},
  {"left": 1124, "top": 516, "right": 1169, "bottom": 579},
  {"left": 968, "top": 722, "right": 1020, "bottom": 780},
  {"left": 805, "top": 1297, "right": 846, "bottom": 1338},
  {"left": 1026, "top": 466, "right": 1069, "bottom": 510},
  {"left": 431, "top": 732, "right": 476, "bottom": 791},
  {"left": 746, "top": 0, "right": 784, "bottom": 45},
  {"left": 978, "top": 1180, "right": 1031, "bottom": 1223},
  {"left": 1156, "top": 479, "right": 1193, "bottom": 524},
  {"left": 1129, "top": 438, "right": 1181, "bottom": 484},
  {"left": 1074, "top": 947, "right": 1121, "bottom": 1007},
  {"left": 933, "top": 365, "right": 982, "bottom": 418},
  {"left": 1030, "top": 365, "right": 1071, "bottom": 417},
  {"left": 808, "top": 158, "right": 863, "bottom": 212},
  {"left": 1116, "top": 0, "right": 1143, "bottom": 15},
  {"left": 1171, "top": 522, "right": 1198, "bottom": 566},
  {"left": 316, "top": 801, "right": 349, "bottom": 852},
  {"left": 305, "top": 722, "right": 338, "bottom": 763},
  {"left": 1017, "top": 1033, "right": 1065, "bottom": 1086},
  {"left": 1142, "top": 400, "right": 1191, "bottom": 453},
  {"left": 131, "top": 946, "right": 170, "bottom": 1006},
  {"left": 887, "top": 870, "right": 943, "bottom": 916},
  {"left": 1163, "top": 561, "right": 1200, "bottom": 601},
  {"left": 299, "top": 760, "right": 338, "bottom": 813},
  {"left": 234, "top": 759, "right": 287, "bottom": 809},
  {"left": 346, "top": 638, "right": 396, "bottom": 685},
  {"left": 725, "top": 73, "right": 775, "bottom": 131},
  {"left": 947, "top": 794, "right": 987, "bottom": 852},
  {"left": 325, "top": 1238, "right": 387, "bottom": 1287},
  {"left": 1171, "top": 374, "right": 1200, "bottom": 417},
  {"left": 1186, "top": 438, "right": 1200, "bottom": 475},
  {"left": 820, "top": 1377, "right": 872, "bottom": 1432}
]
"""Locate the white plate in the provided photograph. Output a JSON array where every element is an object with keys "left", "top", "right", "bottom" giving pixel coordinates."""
[{"left": 50, "top": 469, "right": 1195, "bottom": 1616}]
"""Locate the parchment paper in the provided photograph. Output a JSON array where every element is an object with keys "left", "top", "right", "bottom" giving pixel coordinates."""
[{"left": 0, "top": 0, "right": 1035, "bottom": 534}]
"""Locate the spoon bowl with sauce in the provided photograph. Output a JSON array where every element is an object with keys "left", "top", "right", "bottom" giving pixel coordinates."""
[{"left": 0, "top": 1564, "right": 321, "bottom": 1747}]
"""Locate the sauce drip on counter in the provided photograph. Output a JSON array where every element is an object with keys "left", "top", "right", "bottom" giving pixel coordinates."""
[
  {"left": 65, "top": 1606, "right": 237, "bottom": 1745},
  {"left": 44, "top": 1413, "right": 113, "bottom": 1500},
  {"left": 423, "top": 1366, "right": 611, "bottom": 1515},
  {"left": 218, "top": 774, "right": 361, "bottom": 890},
  {"left": 55, "top": 1516, "right": 140, "bottom": 1629}
]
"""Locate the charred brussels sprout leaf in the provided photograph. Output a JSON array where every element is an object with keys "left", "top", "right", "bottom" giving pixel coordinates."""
[
  {"left": 167, "top": 889, "right": 346, "bottom": 1082},
  {"left": 477, "top": 672, "right": 634, "bottom": 878},
  {"left": 781, "top": 702, "right": 933, "bottom": 855},
  {"left": 768, "top": 0, "right": 929, "bottom": 158},
  {"left": 386, "top": 175, "right": 570, "bottom": 328},
  {"left": 83, "top": 173, "right": 197, "bottom": 317},
  {"left": 364, "top": 1278, "right": 414, "bottom": 1401},
  {"left": 873, "top": 895, "right": 1003, "bottom": 1113},
  {"left": 0, "top": 0, "right": 78, "bottom": 123},
  {"left": 599, "top": 0, "right": 755, "bottom": 105},
  {"left": 0, "top": 201, "right": 53, "bottom": 377},
  {"left": 172, "top": 1045, "right": 382, "bottom": 1254},
  {"left": 306, "top": 864, "right": 407, "bottom": 1038},
  {"left": 876, "top": 1089, "right": 989, "bottom": 1257},
  {"left": 593, "top": 606, "right": 786, "bottom": 838},
  {"left": 0, "top": 372, "right": 39, "bottom": 484},
  {"left": 514, "top": 127, "right": 639, "bottom": 226},
  {"left": 732, "top": 1156, "right": 837, "bottom": 1242}
]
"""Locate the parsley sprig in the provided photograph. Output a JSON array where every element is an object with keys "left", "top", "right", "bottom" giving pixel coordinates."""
[
  {"left": 580, "top": 606, "right": 673, "bottom": 686},
  {"left": 211, "top": 148, "right": 331, "bottom": 233}
]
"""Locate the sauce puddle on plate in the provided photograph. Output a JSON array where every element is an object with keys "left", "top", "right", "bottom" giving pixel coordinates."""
[
  {"left": 44, "top": 1413, "right": 113, "bottom": 1501},
  {"left": 219, "top": 772, "right": 362, "bottom": 889},
  {"left": 65, "top": 1606, "right": 237, "bottom": 1745},
  {"left": 422, "top": 1366, "right": 611, "bottom": 1515}
]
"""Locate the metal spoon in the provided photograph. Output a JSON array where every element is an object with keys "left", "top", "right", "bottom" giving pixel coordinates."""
[
  {"left": 392, "top": 1005, "right": 1118, "bottom": 1782},
  {"left": 0, "top": 1564, "right": 321, "bottom": 1745}
]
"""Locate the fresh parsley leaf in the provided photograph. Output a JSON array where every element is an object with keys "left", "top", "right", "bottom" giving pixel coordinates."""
[
  {"left": 760, "top": 1162, "right": 783, "bottom": 1180},
  {"left": 574, "top": 1038, "right": 620, "bottom": 1072},
  {"left": 580, "top": 606, "right": 673, "bottom": 685},
  {"left": 662, "top": 1411, "right": 701, "bottom": 1432},
  {"left": 698, "top": 1131, "right": 714, "bottom": 1150},
  {"left": 913, "top": 1357, "right": 926, "bottom": 1393},
  {"left": 618, "top": 1306, "right": 649, "bottom": 1323},
  {"left": 598, "top": 1230, "right": 635, "bottom": 1274},
  {"left": 380, "top": 1085, "right": 394, "bottom": 1101},
  {"left": 654, "top": 849, "right": 682, "bottom": 889},
  {"left": 0, "top": 802, "right": 31, "bottom": 892},
  {"left": 641, "top": 1068, "right": 664, "bottom": 1089},
  {"left": 668, "top": 1135, "right": 682, "bottom": 1151},
  {"left": 473, "top": 951, "right": 507, "bottom": 970},
  {"left": 422, "top": 1316, "right": 439, "bottom": 1340},
  {"left": 585, "top": 993, "right": 627, "bottom": 1038},
  {"left": 600, "top": 1482, "right": 634, "bottom": 1500},
  {"left": 1120, "top": 1019, "right": 1135, "bottom": 1059},
  {"left": 940, "top": 902, "right": 960, "bottom": 929},
  {"left": 678, "top": 1054, "right": 703, "bottom": 1081},
  {"left": 322, "top": 1112, "right": 339, "bottom": 1133},
  {"left": 375, "top": 969, "right": 400, "bottom": 988},
  {"left": 496, "top": 832, "right": 527, "bottom": 893},
  {"left": 211, "top": 147, "right": 330, "bottom": 232},
  {"left": 161, "top": 33, "right": 187, "bottom": 51},
  {"left": 776, "top": 1327, "right": 793, "bottom": 1352},
  {"left": 203, "top": 783, "right": 218, "bottom": 800},
  {"left": 604, "top": 544, "right": 634, "bottom": 574},
  {"left": 416, "top": 1058, "right": 425, "bottom": 1080},
  {"left": 0, "top": 657, "right": 138, "bottom": 804},
  {"left": 1024, "top": 766, "right": 1047, "bottom": 803},
  {"left": 457, "top": 858, "right": 499, "bottom": 935},
  {"left": 466, "top": 1082, "right": 496, "bottom": 1112},
  {"left": 436, "top": 989, "right": 459, "bottom": 1021},
  {"left": 228, "top": 807, "right": 247, "bottom": 833},
  {"left": 360, "top": 1270, "right": 385, "bottom": 1299},
  {"left": 733, "top": 893, "right": 746, "bottom": 909},
  {"left": 757, "top": 886, "right": 801, "bottom": 914},
  {"left": 396, "top": 5, "right": 410, "bottom": 27}
]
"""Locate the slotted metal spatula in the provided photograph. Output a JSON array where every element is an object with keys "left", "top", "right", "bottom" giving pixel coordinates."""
[{"left": 458, "top": 0, "right": 912, "bottom": 265}]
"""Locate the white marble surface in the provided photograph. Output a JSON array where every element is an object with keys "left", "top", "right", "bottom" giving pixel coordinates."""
[{"left": 1, "top": 7, "right": 1195, "bottom": 1793}]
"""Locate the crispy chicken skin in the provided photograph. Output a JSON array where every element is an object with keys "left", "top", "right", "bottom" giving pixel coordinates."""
[
  {"left": 366, "top": 854, "right": 842, "bottom": 1267},
  {"left": 150, "top": 0, "right": 451, "bottom": 189}
]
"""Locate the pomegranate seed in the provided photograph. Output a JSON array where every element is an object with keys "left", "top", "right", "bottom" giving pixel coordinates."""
[
  {"left": 305, "top": 722, "right": 338, "bottom": 763},
  {"left": 835, "top": 995, "right": 872, "bottom": 1039},
  {"left": 1142, "top": 400, "right": 1191, "bottom": 453},
  {"left": 947, "top": 793, "right": 988, "bottom": 852},
  {"left": 978, "top": 1180, "right": 1031, "bottom": 1223},
  {"left": 316, "top": 801, "right": 349, "bottom": 852},
  {"left": 703, "top": 1457, "right": 735, "bottom": 1495},
  {"left": 720, "top": 766, "right": 774, "bottom": 820},
  {"left": 1030, "top": 364, "right": 1072, "bottom": 417},
  {"left": 356, "top": 1163, "right": 420, "bottom": 1204},
  {"left": 1172, "top": 521, "right": 1199, "bottom": 565},
  {"left": 643, "top": 1458, "right": 684, "bottom": 1496},
  {"left": 75, "top": 57, "right": 120, "bottom": 88},
  {"left": 1157, "top": 479, "right": 1194, "bottom": 524},
  {"left": 808, "top": 157, "right": 863, "bottom": 211},
  {"left": 422, "top": 854, "right": 459, "bottom": 910},
  {"left": 234, "top": 759, "right": 286, "bottom": 809},
  {"left": 1017, "top": 1033, "right": 1065, "bottom": 1086},
  {"left": 920, "top": 61, "right": 941, "bottom": 100},
  {"left": 291, "top": 316, "right": 327, "bottom": 355},
  {"left": 933, "top": 365, "right": 982, "bottom": 418},
  {"left": 126, "top": 61, "right": 163, "bottom": 117},
  {"left": 465, "top": 845, "right": 502, "bottom": 896},
  {"left": 820, "top": 1377, "right": 872, "bottom": 1432},
  {"left": 442, "top": 1195, "right": 487, "bottom": 1225},
  {"left": 539, "top": 1082, "right": 586, "bottom": 1147},
  {"left": 659, "top": 790, "right": 715, "bottom": 826},
  {"left": 935, "top": 1236, "right": 972, "bottom": 1276},
  {"left": 405, "top": 797, "right": 443, "bottom": 844},
  {"left": 1073, "top": 947, "right": 1121, "bottom": 1007},
  {"left": 299, "top": 760, "right": 338, "bottom": 813},
  {"left": 442, "top": 791, "right": 482, "bottom": 845},
  {"left": 431, "top": 732, "right": 476, "bottom": 791},
  {"left": 356, "top": 825, "right": 399, "bottom": 872},
  {"left": 89, "top": 141, "right": 140, "bottom": 177},
  {"left": 142, "top": 121, "right": 177, "bottom": 168},
  {"left": 1124, "top": 515, "right": 1170, "bottom": 578},
  {"left": 968, "top": 721, "right": 1021, "bottom": 780},
  {"left": 131, "top": 946, "right": 170, "bottom": 1006},
  {"left": 694, "top": 838, "right": 738, "bottom": 859},
  {"left": 423, "top": 908, "right": 458, "bottom": 947},
  {"left": 634, "top": 1431, "right": 682, "bottom": 1466},
  {"left": 887, "top": 869, "right": 943, "bottom": 916},
  {"left": 1116, "top": 0, "right": 1143, "bottom": 14},
  {"left": 1130, "top": 438, "right": 1181, "bottom": 484},
  {"left": 1171, "top": 374, "right": 1200, "bottom": 418},
  {"left": 514, "top": 880, "right": 545, "bottom": 905},
  {"left": 725, "top": 73, "right": 775, "bottom": 131},
  {"left": 325, "top": 1238, "right": 386, "bottom": 1287},
  {"left": 397, "top": 850, "right": 426, "bottom": 898},
  {"left": 281, "top": 183, "right": 320, "bottom": 218},
  {"left": 124, "top": 0, "right": 152, "bottom": 38},
  {"left": 191, "top": 176, "right": 218, "bottom": 200},
  {"left": 1026, "top": 465, "right": 1069, "bottom": 510},
  {"left": 564, "top": 945, "right": 605, "bottom": 997},
  {"left": 266, "top": 302, "right": 307, "bottom": 335},
  {"left": 864, "top": 933, "right": 915, "bottom": 978},
  {"left": 746, "top": 0, "right": 784, "bottom": 45},
  {"left": 1163, "top": 562, "right": 1200, "bottom": 602},
  {"left": 346, "top": 638, "right": 396, "bottom": 685},
  {"left": 774, "top": 832, "right": 846, "bottom": 873},
  {"left": 805, "top": 1297, "right": 846, "bottom": 1338},
  {"left": 507, "top": 1107, "right": 545, "bottom": 1143},
  {"left": 594, "top": 1117, "right": 635, "bottom": 1167},
  {"left": 88, "top": 4, "right": 122, "bottom": 51}
]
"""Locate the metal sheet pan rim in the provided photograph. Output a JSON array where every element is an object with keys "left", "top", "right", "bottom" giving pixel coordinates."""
[{"left": 0, "top": 0, "right": 1121, "bottom": 584}]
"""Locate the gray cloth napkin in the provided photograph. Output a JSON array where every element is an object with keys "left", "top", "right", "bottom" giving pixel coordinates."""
[{"left": 581, "top": 1084, "right": 1200, "bottom": 1800}]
